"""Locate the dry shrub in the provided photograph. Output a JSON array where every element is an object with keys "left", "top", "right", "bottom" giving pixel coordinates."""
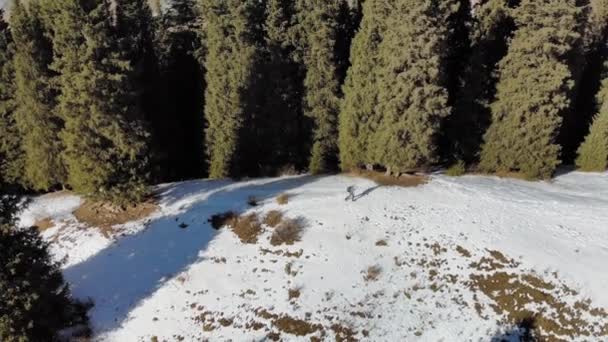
[
  {"left": 375, "top": 239, "right": 387, "bottom": 246},
  {"left": 231, "top": 213, "right": 263, "bottom": 244},
  {"left": 208, "top": 211, "right": 237, "bottom": 230},
  {"left": 276, "top": 193, "right": 290, "bottom": 205},
  {"left": 73, "top": 199, "right": 158, "bottom": 237},
  {"left": 288, "top": 288, "right": 301, "bottom": 301},
  {"left": 270, "top": 219, "right": 304, "bottom": 246},
  {"left": 263, "top": 210, "right": 283, "bottom": 227},
  {"left": 363, "top": 265, "right": 382, "bottom": 282},
  {"left": 446, "top": 160, "right": 466, "bottom": 177},
  {"left": 348, "top": 169, "right": 427, "bottom": 187}
]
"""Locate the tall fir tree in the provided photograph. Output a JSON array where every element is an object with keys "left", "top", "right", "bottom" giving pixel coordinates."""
[
  {"left": 576, "top": 61, "right": 608, "bottom": 171},
  {"left": 201, "top": 0, "right": 265, "bottom": 178},
  {"left": 339, "top": 0, "right": 390, "bottom": 171},
  {"left": 154, "top": 0, "right": 206, "bottom": 180},
  {"left": 259, "top": 0, "right": 306, "bottom": 173},
  {"left": 0, "top": 10, "right": 22, "bottom": 186},
  {"left": 294, "top": 0, "right": 343, "bottom": 173},
  {"left": 479, "top": 0, "right": 585, "bottom": 179},
  {"left": 45, "top": 0, "right": 150, "bottom": 204},
  {"left": 443, "top": 0, "right": 518, "bottom": 164},
  {"left": 11, "top": 0, "right": 65, "bottom": 191},
  {"left": 371, "top": 0, "right": 459, "bottom": 174}
]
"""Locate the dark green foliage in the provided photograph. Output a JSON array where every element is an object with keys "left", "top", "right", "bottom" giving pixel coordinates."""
[
  {"left": 154, "top": 0, "right": 206, "bottom": 181},
  {"left": 480, "top": 0, "right": 586, "bottom": 179},
  {"left": 46, "top": 0, "right": 150, "bottom": 205},
  {"left": 11, "top": 0, "right": 65, "bottom": 191},
  {"left": 339, "top": 0, "right": 389, "bottom": 171},
  {"left": 576, "top": 62, "right": 608, "bottom": 171},
  {"left": 0, "top": 195, "right": 89, "bottom": 342},
  {"left": 202, "top": 0, "right": 265, "bottom": 178},
  {"left": 0, "top": 11, "right": 23, "bottom": 186},
  {"left": 294, "top": 0, "right": 343, "bottom": 174},
  {"left": 372, "top": 0, "right": 459, "bottom": 173},
  {"left": 443, "top": 0, "right": 518, "bottom": 164}
]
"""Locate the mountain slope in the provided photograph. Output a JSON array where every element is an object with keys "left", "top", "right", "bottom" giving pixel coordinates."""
[{"left": 19, "top": 172, "right": 608, "bottom": 341}]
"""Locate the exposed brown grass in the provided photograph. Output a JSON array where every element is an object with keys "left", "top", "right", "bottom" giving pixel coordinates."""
[
  {"left": 34, "top": 218, "right": 55, "bottom": 231},
  {"left": 347, "top": 170, "right": 427, "bottom": 187},
  {"left": 288, "top": 288, "right": 301, "bottom": 301},
  {"left": 208, "top": 211, "right": 238, "bottom": 230},
  {"left": 230, "top": 213, "right": 263, "bottom": 244},
  {"left": 276, "top": 193, "right": 290, "bottom": 205},
  {"left": 375, "top": 239, "right": 387, "bottom": 246},
  {"left": 273, "top": 315, "right": 322, "bottom": 336},
  {"left": 363, "top": 265, "right": 382, "bottom": 282},
  {"left": 270, "top": 219, "right": 304, "bottom": 246},
  {"left": 263, "top": 210, "right": 283, "bottom": 227},
  {"left": 73, "top": 199, "right": 158, "bottom": 237}
]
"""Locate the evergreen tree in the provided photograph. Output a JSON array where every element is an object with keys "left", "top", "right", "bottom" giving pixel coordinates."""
[
  {"left": 372, "top": 0, "right": 459, "bottom": 174},
  {"left": 479, "top": 0, "right": 585, "bottom": 179},
  {"left": 11, "top": 0, "right": 65, "bottom": 191},
  {"left": 339, "top": 0, "right": 389, "bottom": 171},
  {"left": 0, "top": 10, "right": 22, "bottom": 186},
  {"left": 154, "top": 0, "right": 206, "bottom": 180},
  {"left": 576, "top": 62, "right": 608, "bottom": 171},
  {"left": 443, "top": 0, "right": 518, "bottom": 164},
  {"left": 46, "top": 0, "right": 150, "bottom": 205},
  {"left": 202, "top": 0, "right": 265, "bottom": 178},
  {"left": 294, "top": 0, "right": 342, "bottom": 173},
  {"left": 0, "top": 194, "right": 89, "bottom": 341}
]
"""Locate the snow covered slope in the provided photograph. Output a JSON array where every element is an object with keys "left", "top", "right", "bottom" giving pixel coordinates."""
[{"left": 19, "top": 172, "right": 608, "bottom": 341}]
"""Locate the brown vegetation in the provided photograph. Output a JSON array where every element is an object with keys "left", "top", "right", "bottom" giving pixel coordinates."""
[
  {"left": 363, "top": 265, "right": 382, "bottom": 282},
  {"left": 276, "top": 193, "right": 290, "bottom": 205},
  {"left": 230, "top": 213, "right": 263, "bottom": 244},
  {"left": 73, "top": 198, "right": 158, "bottom": 237},
  {"left": 347, "top": 170, "right": 427, "bottom": 187},
  {"left": 270, "top": 219, "right": 304, "bottom": 246},
  {"left": 34, "top": 218, "right": 55, "bottom": 231},
  {"left": 263, "top": 210, "right": 283, "bottom": 227}
]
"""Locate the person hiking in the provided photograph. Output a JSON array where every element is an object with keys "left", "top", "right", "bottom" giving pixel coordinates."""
[{"left": 345, "top": 185, "right": 356, "bottom": 201}]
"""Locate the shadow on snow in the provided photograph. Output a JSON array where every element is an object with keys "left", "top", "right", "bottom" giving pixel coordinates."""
[{"left": 62, "top": 175, "right": 318, "bottom": 336}]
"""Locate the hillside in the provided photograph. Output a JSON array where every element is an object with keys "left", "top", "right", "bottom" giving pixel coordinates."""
[{"left": 18, "top": 171, "right": 608, "bottom": 341}]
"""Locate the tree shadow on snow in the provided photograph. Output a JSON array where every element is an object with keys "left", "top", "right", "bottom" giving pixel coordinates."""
[
  {"left": 490, "top": 316, "right": 538, "bottom": 342},
  {"left": 62, "top": 175, "right": 318, "bottom": 336}
]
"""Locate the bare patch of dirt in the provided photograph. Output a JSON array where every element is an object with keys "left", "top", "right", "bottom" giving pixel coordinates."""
[
  {"left": 331, "top": 323, "right": 358, "bottom": 342},
  {"left": 270, "top": 218, "right": 304, "bottom": 246},
  {"left": 263, "top": 210, "right": 283, "bottom": 227},
  {"left": 276, "top": 193, "right": 290, "bottom": 205},
  {"left": 363, "top": 265, "right": 382, "bottom": 282},
  {"left": 230, "top": 213, "right": 263, "bottom": 244},
  {"left": 375, "top": 239, "right": 387, "bottom": 246},
  {"left": 34, "top": 218, "right": 55, "bottom": 231},
  {"left": 73, "top": 199, "right": 158, "bottom": 237},
  {"left": 468, "top": 250, "right": 608, "bottom": 340},
  {"left": 347, "top": 170, "right": 427, "bottom": 188}
]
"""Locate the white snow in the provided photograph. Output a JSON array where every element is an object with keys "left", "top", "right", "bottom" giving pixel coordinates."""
[{"left": 20, "top": 172, "right": 608, "bottom": 341}]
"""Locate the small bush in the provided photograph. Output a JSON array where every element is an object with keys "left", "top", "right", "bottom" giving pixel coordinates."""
[
  {"left": 208, "top": 211, "right": 237, "bottom": 230},
  {"left": 230, "top": 213, "right": 263, "bottom": 244},
  {"left": 270, "top": 218, "right": 304, "bottom": 246},
  {"left": 363, "top": 265, "right": 382, "bottom": 282},
  {"left": 446, "top": 160, "right": 466, "bottom": 177},
  {"left": 247, "top": 196, "right": 258, "bottom": 207},
  {"left": 263, "top": 210, "right": 283, "bottom": 227},
  {"left": 276, "top": 193, "right": 290, "bottom": 205}
]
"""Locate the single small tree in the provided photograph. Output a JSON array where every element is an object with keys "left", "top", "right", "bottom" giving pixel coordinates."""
[
  {"left": 480, "top": 0, "right": 585, "bottom": 179},
  {"left": 11, "top": 0, "right": 65, "bottom": 191},
  {"left": 576, "top": 64, "right": 608, "bottom": 171},
  {"left": 0, "top": 195, "right": 89, "bottom": 342},
  {"left": 0, "top": 10, "right": 23, "bottom": 186}
]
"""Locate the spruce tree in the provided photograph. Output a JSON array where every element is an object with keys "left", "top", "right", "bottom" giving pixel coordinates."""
[
  {"left": 0, "top": 10, "right": 22, "bottom": 186},
  {"left": 576, "top": 63, "right": 608, "bottom": 171},
  {"left": 10, "top": 0, "right": 65, "bottom": 191},
  {"left": 444, "top": 0, "right": 518, "bottom": 164},
  {"left": 372, "top": 0, "right": 459, "bottom": 174},
  {"left": 46, "top": 0, "right": 150, "bottom": 205},
  {"left": 154, "top": 0, "right": 206, "bottom": 180},
  {"left": 0, "top": 194, "right": 89, "bottom": 341},
  {"left": 338, "top": 0, "right": 389, "bottom": 171},
  {"left": 479, "top": 0, "right": 585, "bottom": 179},
  {"left": 293, "top": 0, "right": 342, "bottom": 174},
  {"left": 202, "top": 0, "right": 265, "bottom": 178}
]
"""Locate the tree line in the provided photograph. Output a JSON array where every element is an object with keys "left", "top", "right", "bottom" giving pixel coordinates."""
[{"left": 1, "top": 0, "right": 608, "bottom": 205}]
